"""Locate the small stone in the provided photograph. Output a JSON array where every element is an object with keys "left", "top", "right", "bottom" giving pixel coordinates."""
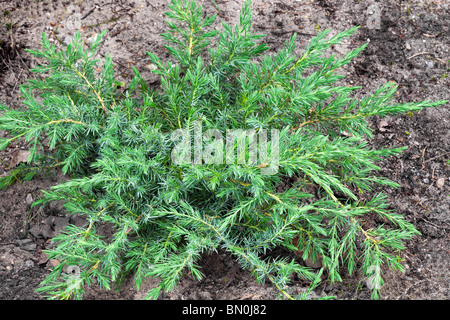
[
  {"left": 21, "top": 244, "right": 37, "bottom": 252},
  {"left": 405, "top": 42, "right": 412, "bottom": 50},
  {"left": 145, "top": 64, "right": 158, "bottom": 71},
  {"left": 28, "top": 225, "right": 41, "bottom": 238},
  {"left": 25, "top": 260, "right": 34, "bottom": 268},
  {"left": 423, "top": 178, "right": 429, "bottom": 184},
  {"left": 26, "top": 193, "right": 33, "bottom": 205},
  {"left": 15, "top": 238, "right": 32, "bottom": 246},
  {"left": 436, "top": 178, "right": 445, "bottom": 188}
]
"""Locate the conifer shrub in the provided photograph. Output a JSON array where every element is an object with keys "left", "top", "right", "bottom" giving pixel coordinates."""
[{"left": 0, "top": 0, "right": 446, "bottom": 300}]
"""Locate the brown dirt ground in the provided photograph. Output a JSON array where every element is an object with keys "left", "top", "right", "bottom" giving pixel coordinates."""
[{"left": 0, "top": 0, "right": 448, "bottom": 300}]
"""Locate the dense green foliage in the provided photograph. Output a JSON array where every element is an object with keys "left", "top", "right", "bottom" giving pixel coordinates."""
[{"left": 0, "top": 0, "right": 446, "bottom": 300}]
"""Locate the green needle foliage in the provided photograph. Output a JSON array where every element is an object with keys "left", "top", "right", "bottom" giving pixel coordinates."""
[{"left": 0, "top": 0, "right": 446, "bottom": 300}]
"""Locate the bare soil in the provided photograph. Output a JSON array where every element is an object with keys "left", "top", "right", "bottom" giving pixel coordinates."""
[{"left": 0, "top": 0, "right": 448, "bottom": 300}]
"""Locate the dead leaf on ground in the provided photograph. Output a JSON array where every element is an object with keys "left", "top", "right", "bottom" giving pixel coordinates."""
[
  {"left": 38, "top": 252, "right": 49, "bottom": 265},
  {"left": 49, "top": 259, "right": 60, "bottom": 268},
  {"left": 9, "top": 149, "right": 31, "bottom": 168}
]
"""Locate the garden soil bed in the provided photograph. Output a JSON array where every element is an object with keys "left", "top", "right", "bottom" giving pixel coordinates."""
[{"left": 0, "top": 0, "right": 448, "bottom": 300}]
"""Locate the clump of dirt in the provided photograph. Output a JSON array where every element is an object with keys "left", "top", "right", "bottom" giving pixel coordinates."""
[
  {"left": 0, "top": 0, "right": 448, "bottom": 300},
  {"left": 0, "top": 40, "right": 16, "bottom": 73}
]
